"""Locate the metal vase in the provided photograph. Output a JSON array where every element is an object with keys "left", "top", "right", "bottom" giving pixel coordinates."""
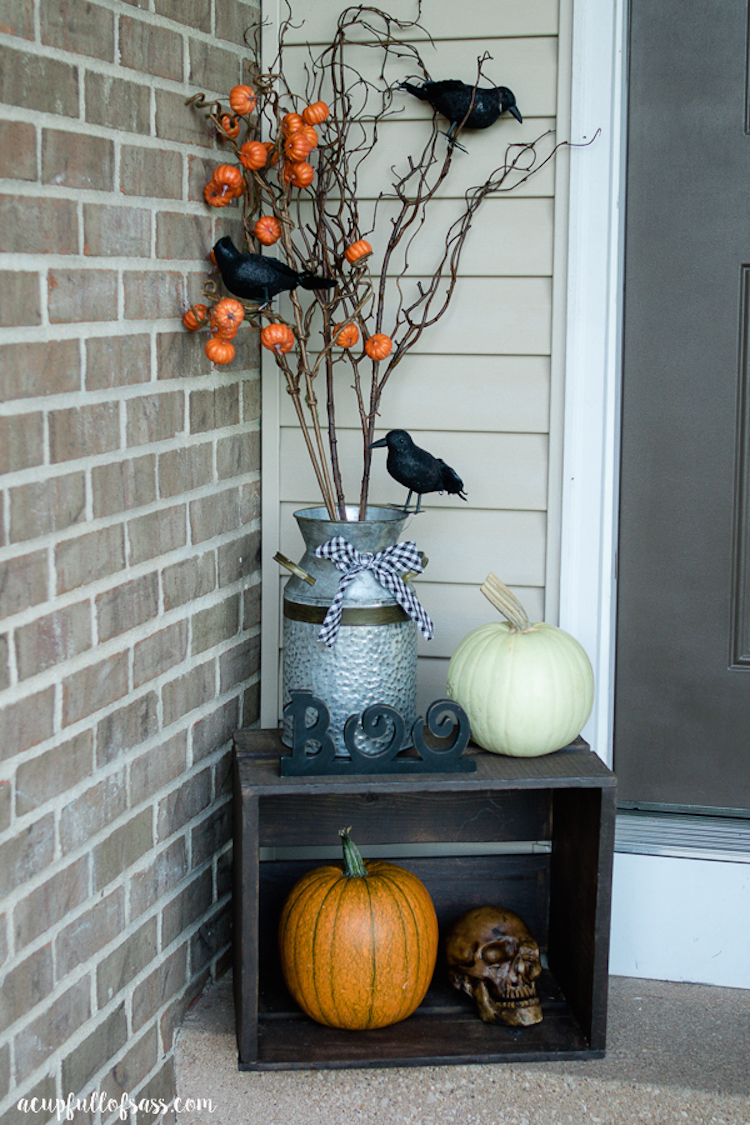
[{"left": 281, "top": 506, "right": 418, "bottom": 756}]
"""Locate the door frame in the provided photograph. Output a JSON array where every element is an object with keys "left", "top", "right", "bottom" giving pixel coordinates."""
[{"left": 560, "top": 0, "right": 628, "bottom": 769}]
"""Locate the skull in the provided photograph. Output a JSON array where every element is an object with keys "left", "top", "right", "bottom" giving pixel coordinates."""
[{"left": 444, "top": 905, "right": 543, "bottom": 1026}]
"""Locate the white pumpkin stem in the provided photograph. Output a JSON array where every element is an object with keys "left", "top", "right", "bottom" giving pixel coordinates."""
[{"left": 480, "top": 573, "right": 534, "bottom": 633}]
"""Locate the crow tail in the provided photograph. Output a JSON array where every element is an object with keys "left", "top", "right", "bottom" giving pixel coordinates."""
[{"left": 299, "top": 274, "right": 336, "bottom": 291}]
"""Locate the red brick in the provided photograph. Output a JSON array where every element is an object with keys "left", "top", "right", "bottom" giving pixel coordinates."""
[
  {"left": 156, "top": 211, "right": 213, "bottom": 261},
  {"left": 85, "top": 71, "right": 150, "bottom": 133},
  {"left": 126, "top": 390, "right": 184, "bottom": 446},
  {"left": 0, "top": 46, "right": 79, "bottom": 116},
  {"left": 119, "top": 15, "right": 183, "bottom": 80},
  {"left": 0, "top": 548, "right": 48, "bottom": 618},
  {"left": 0, "top": 813, "right": 54, "bottom": 897},
  {"left": 158, "top": 444, "right": 213, "bottom": 496},
  {"left": 97, "top": 918, "right": 158, "bottom": 1009},
  {"left": 120, "top": 145, "right": 182, "bottom": 198},
  {"left": 49, "top": 401, "right": 120, "bottom": 462},
  {"left": 129, "top": 730, "right": 187, "bottom": 805},
  {"left": 188, "top": 38, "right": 241, "bottom": 95},
  {"left": 95, "top": 692, "right": 158, "bottom": 767},
  {"left": 240, "top": 477, "right": 261, "bottom": 524},
  {"left": 217, "top": 430, "right": 259, "bottom": 480},
  {"left": 42, "top": 129, "right": 114, "bottom": 190},
  {"left": 217, "top": 530, "right": 260, "bottom": 587},
  {"left": 189, "top": 384, "right": 240, "bottom": 433},
  {"left": 157, "top": 329, "right": 212, "bottom": 381},
  {"left": 0, "top": 195, "right": 78, "bottom": 254},
  {"left": 161, "top": 662, "right": 215, "bottom": 727},
  {"left": 216, "top": 0, "right": 259, "bottom": 46},
  {"left": 9, "top": 471, "right": 85, "bottom": 543},
  {"left": 61, "top": 1003, "right": 127, "bottom": 1095},
  {"left": 59, "top": 770, "right": 127, "bottom": 854},
  {"left": 161, "top": 868, "right": 211, "bottom": 948},
  {"left": 154, "top": 0, "right": 210, "bottom": 31},
  {"left": 86, "top": 333, "right": 151, "bottom": 390},
  {"left": 41, "top": 0, "right": 114, "bottom": 58},
  {"left": 62, "top": 650, "right": 129, "bottom": 726},
  {"left": 14, "top": 977, "right": 90, "bottom": 1083},
  {"left": 0, "top": 413, "right": 43, "bottom": 474},
  {"left": 242, "top": 371, "right": 261, "bottom": 420},
  {"left": 48, "top": 269, "right": 118, "bottom": 324},
  {"left": 0, "top": 945, "right": 53, "bottom": 1036},
  {"left": 243, "top": 582, "right": 261, "bottom": 629},
  {"left": 131, "top": 946, "right": 187, "bottom": 1031},
  {"left": 189, "top": 486, "right": 241, "bottom": 542},
  {"left": 191, "top": 593, "right": 240, "bottom": 655},
  {"left": 133, "top": 619, "right": 188, "bottom": 688},
  {"left": 0, "top": 120, "right": 36, "bottom": 180},
  {"left": 96, "top": 572, "right": 159, "bottom": 641},
  {"left": 0, "top": 0, "right": 34, "bottom": 40},
  {"left": 162, "top": 552, "right": 216, "bottom": 611},
  {"left": 93, "top": 809, "right": 153, "bottom": 891},
  {"left": 15, "top": 600, "right": 92, "bottom": 681},
  {"left": 15, "top": 730, "right": 94, "bottom": 816},
  {"left": 0, "top": 271, "right": 41, "bottom": 327},
  {"left": 0, "top": 780, "right": 9, "bottom": 834},
  {"left": 0, "top": 338, "right": 79, "bottom": 401},
  {"left": 55, "top": 888, "right": 125, "bottom": 978},
  {"left": 191, "top": 697, "right": 239, "bottom": 762},
  {"left": 219, "top": 635, "right": 260, "bottom": 693},
  {"left": 0, "top": 687, "right": 55, "bottom": 762},
  {"left": 13, "top": 855, "right": 89, "bottom": 949},
  {"left": 129, "top": 838, "right": 187, "bottom": 919},
  {"left": 83, "top": 203, "right": 151, "bottom": 257},
  {"left": 0, "top": 635, "right": 9, "bottom": 693},
  {"left": 56, "top": 523, "right": 126, "bottom": 594},
  {"left": 123, "top": 270, "right": 184, "bottom": 320},
  {"left": 156, "top": 87, "right": 219, "bottom": 149},
  {"left": 92, "top": 454, "right": 156, "bottom": 518},
  {"left": 128, "top": 503, "right": 187, "bottom": 565}
]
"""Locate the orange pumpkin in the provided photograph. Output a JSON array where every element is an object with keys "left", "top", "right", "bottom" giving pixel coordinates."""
[
  {"left": 281, "top": 112, "right": 304, "bottom": 135},
  {"left": 300, "top": 124, "right": 319, "bottom": 149},
  {"left": 284, "top": 132, "right": 312, "bottom": 162},
  {"left": 220, "top": 114, "right": 240, "bottom": 138},
  {"left": 254, "top": 215, "right": 282, "bottom": 246},
  {"left": 290, "top": 160, "right": 315, "bottom": 188},
  {"left": 211, "top": 298, "right": 245, "bottom": 336},
  {"left": 204, "top": 178, "right": 232, "bottom": 207},
  {"left": 213, "top": 164, "right": 244, "bottom": 195},
  {"left": 182, "top": 304, "right": 209, "bottom": 331},
  {"left": 239, "top": 141, "right": 268, "bottom": 170},
  {"left": 334, "top": 322, "right": 359, "bottom": 348},
  {"left": 345, "top": 239, "right": 373, "bottom": 264},
  {"left": 229, "top": 85, "right": 256, "bottom": 116},
  {"left": 260, "top": 323, "right": 295, "bottom": 354},
  {"left": 302, "top": 100, "right": 330, "bottom": 126},
  {"left": 205, "top": 336, "right": 235, "bottom": 364},
  {"left": 365, "top": 333, "right": 393, "bottom": 360},
  {"left": 278, "top": 829, "right": 439, "bottom": 1030}
]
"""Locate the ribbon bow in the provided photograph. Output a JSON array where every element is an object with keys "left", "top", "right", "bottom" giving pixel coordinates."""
[{"left": 314, "top": 536, "right": 434, "bottom": 647}]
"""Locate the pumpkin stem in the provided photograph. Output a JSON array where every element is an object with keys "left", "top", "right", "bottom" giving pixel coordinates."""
[
  {"left": 480, "top": 572, "right": 535, "bottom": 633},
  {"left": 339, "top": 827, "right": 368, "bottom": 878}
]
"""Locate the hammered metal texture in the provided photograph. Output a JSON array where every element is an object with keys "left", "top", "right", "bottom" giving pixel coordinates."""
[{"left": 281, "top": 507, "right": 419, "bottom": 756}]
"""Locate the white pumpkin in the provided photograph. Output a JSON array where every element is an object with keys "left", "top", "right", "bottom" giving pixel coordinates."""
[{"left": 446, "top": 573, "right": 594, "bottom": 757}]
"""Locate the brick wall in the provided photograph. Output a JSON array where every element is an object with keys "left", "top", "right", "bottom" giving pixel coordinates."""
[{"left": 0, "top": 1, "right": 261, "bottom": 1120}]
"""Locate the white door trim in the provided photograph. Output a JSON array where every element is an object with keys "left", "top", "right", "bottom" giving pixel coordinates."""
[{"left": 559, "top": 0, "right": 629, "bottom": 769}]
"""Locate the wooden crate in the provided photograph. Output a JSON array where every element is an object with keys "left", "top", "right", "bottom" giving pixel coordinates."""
[{"left": 233, "top": 731, "right": 616, "bottom": 1070}]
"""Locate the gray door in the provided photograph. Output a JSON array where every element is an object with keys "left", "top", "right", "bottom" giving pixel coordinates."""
[{"left": 615, "top": 0, "right": 750, "bottom": 813}]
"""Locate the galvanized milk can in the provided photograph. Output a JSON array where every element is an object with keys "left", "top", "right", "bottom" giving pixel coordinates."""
[{"left": 280, "top": 506, "right": 420, "bottom": 756}]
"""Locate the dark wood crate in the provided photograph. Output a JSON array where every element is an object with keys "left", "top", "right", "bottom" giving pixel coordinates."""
[{"left": 233, "top": 731, "right": 616, "bottom": 1070}]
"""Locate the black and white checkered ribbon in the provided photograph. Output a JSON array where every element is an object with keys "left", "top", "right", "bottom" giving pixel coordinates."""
[{"left": 314, "top": 536, "right": 434, "bottom": 647}]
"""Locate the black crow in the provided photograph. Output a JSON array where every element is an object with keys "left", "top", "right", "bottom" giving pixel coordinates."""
[
  {"left": 370, "top": 429, "right": 467, "bottom": 513},
  {"left": 212, "top": 236, "right": 336, "bottom": 306},
  {"left": 399, "top": 79, "right": 522, "bottom": 141}
]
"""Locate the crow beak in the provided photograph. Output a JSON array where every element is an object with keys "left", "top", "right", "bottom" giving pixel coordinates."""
[
  {"left": 370, "top": 437, "right": 388, "bottom": 449},
  {"left": 509, "top": 104, "right": 523, "bottom": 123}
]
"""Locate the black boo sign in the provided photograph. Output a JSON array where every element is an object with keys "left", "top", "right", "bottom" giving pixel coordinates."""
[{"left": 280, "top": 690, "right": 475, "bottom": 776}]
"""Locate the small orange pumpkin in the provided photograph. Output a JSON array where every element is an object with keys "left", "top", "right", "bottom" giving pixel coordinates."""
[
  {"left": 278, "top": 829, "right": 438, "bottom": 1031},
  {"left": 365, "top": 333, "right": 393, "bottom": 361},
  {"left": 260, "top": 323, "right": 295, "bottom": 354},
  {"left": 302, "top": 100, "right": 330, "bottom": 126},
  {"left": 213, "top": 164, "right": 244, "bottom": 195},
  {"left": 205, "top": 336, "right": 236, "bottom": 364},
  {"left": 290, "top": 161, "right": 315, "bottom": 188},
  {"left": 345, "top": 239, "right": 373, "bottom": 264},
  {"left": 229, "top": 84, "right": 256, "bottom": 116},
  {"left": 239, "top": 141, "right": 268, "bottom": 170},
  {"left": 182, "top": 304, "right": 209, "bottom": 331},
  {"left": 211, "top": 298, "right": 245, "bottom": 337},
  {"left": 220, "top": 114, "right": 240, "bottom": 138},
  {"left": 281, "top": 112, "right": 304, "bottom": 135},
  {"left": 254, "top": 215, "right": 282, "bottom": 246},
  {"left": 204, "top": 178, "right": 232, "bottom": 207},
  {"left": 334, "top": 322, "right": 359, "bottom": 348},
  {"left": 284, "top": 132, "right": 312, "bottom": 162},
  {"left": 300, "top": 124, "right": 319, "bottom": 149}
]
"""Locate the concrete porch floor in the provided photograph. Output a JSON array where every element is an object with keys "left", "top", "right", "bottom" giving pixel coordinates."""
[{"left": 175, "top": 973, "right": 749, "bottom": 1125}]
